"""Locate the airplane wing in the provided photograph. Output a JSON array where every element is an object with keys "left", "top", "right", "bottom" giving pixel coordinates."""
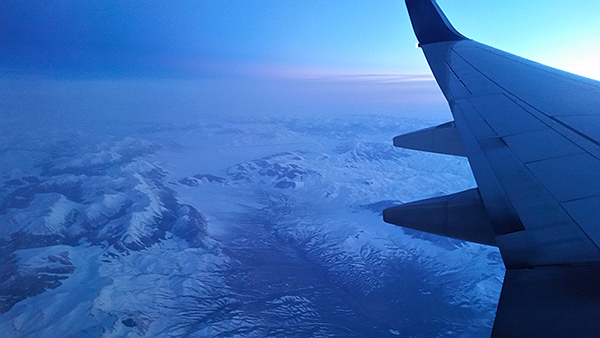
[{"left": 383, "top": 0, "right": 600, "bottom": 336}]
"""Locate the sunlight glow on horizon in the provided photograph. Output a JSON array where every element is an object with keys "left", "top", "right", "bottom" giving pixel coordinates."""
[
  {"left": 438, "top": 0, "right": 600, "bottom": 81},
  {"left": 537, "top": 44, "right": 600, "bottom": 81}
]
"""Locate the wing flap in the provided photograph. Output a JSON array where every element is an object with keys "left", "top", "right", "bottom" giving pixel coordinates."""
[
  {"left": 492, "top": 264, "right": 600, "bottom": 337},
  {"left": 393, "top": 121, "right": 466, "bottom": 156},
  {"left": 383, "top": 188, "right": 497, "bottom": 246}
]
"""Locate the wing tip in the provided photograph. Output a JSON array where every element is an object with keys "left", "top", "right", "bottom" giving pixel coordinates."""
[{"left": 405, "top": 0, "right": 468, "bottom": 45}]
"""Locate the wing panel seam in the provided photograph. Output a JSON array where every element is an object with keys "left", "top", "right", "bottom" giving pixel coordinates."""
[
  {"left": 459, "top": 100, "right": 600, "bottom": 255},
  {"left": 450, "top": 45, "right": 600, "bottom": 151}
]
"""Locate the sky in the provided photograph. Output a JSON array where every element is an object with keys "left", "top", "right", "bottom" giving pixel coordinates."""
[{"left": 2, "top": 0, "right": 600, "bottom": 123}]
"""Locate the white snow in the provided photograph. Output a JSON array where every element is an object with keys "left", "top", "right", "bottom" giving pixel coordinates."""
[
  {"left": 1, "top": 114, "right": 503, "bottom": 337},
  {"left": 1, "top": 193, "right": 80, "bottom": 237}
]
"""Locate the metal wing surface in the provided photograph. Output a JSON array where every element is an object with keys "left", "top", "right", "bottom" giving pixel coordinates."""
[{"left": 384, "top": 0, "right": 600, "bottom": 336}]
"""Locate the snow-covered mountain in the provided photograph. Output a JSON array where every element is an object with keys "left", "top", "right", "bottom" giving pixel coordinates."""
[{"left": 0, "top": 115, "right": 503, "bottom": 337}]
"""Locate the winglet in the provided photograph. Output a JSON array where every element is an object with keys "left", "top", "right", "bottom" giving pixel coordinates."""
[{"left": 405, "top": 0, "right": 467, "bottom": 45}]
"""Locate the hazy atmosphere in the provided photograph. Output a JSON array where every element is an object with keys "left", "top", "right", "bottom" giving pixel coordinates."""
[{"left": 3, "top": 0, "right": 599, "bottom": 129}]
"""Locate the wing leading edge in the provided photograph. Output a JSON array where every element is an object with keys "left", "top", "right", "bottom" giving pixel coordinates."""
[{"left": 384, "top": 0, "right": 600, "bottom": 336}]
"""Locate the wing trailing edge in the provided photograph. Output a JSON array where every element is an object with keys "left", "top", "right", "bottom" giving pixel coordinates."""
[
  {"left": 383, "top": 188, "right": 497, "bottom": 246},
  {"left": 393, "top": 121, "right": 466, "bottom": 156}
]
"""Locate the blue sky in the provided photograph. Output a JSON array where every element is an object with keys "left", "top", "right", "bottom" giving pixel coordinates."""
[
  {"left": 2, "top": 1, "right": 600, "bottom": 123},
  {"left": 3, "top": 0, "right": 600, "bottom": 79}
]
